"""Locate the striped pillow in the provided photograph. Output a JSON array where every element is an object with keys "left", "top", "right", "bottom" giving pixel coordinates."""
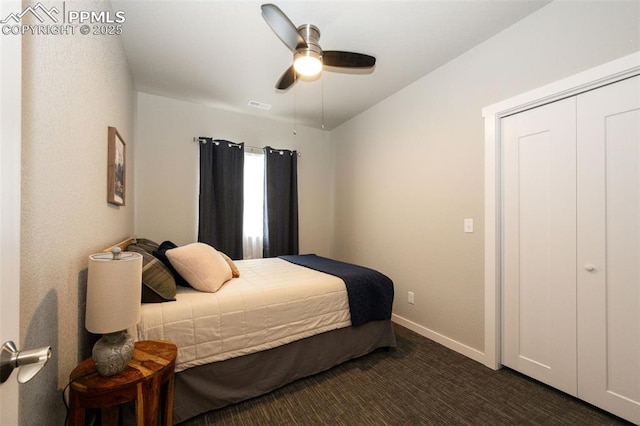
[{"left": 127, "top": 245, "right": 177, "bottom": 303}]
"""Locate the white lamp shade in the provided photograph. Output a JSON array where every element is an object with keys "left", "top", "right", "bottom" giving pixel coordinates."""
[{"left": 85, "top": 251, "right": 142, "bottom": 334}]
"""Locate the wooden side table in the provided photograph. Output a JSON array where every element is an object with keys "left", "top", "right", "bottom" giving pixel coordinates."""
[{"left": 68, "top": 340, "right": 177, "bottom": 426}]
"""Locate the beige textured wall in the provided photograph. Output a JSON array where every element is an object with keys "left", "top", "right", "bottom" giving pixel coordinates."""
[
  {"left": 331, "top": 0, "right": 640, "bottom": 353},
  {"left": 134, "top": 92, "right": 334, "bottom": 257},
  {"left": 20, "top": 1, "right": 135, "bottom": 423}
]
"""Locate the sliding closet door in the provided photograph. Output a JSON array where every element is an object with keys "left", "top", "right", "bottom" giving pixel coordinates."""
[
  {"left": 577, "top": 76, "right": 640, "bottom": 423},
  {"left": 501, "top": 97, "right": 577, "bottom": 396}
]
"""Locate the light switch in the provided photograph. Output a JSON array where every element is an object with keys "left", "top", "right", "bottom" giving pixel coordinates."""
[{"left": 464, "top": 218, "right": 474, "bottom": 233}]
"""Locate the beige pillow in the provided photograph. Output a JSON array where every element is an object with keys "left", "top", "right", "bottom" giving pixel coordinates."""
[
  {"left": 166, "top": 243, "right": 232, "bottom": 292},
  {"left": 219, "top": 251, "right": 240, "bottom": 278}
]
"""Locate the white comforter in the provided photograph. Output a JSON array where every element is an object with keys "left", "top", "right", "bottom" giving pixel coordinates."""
[{"left": 131, "top": 257, "right": 351, "bottom": 372}]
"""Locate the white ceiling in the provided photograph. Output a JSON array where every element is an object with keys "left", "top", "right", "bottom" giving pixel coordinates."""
[{"left": 113, "top": 0, "right": 551, "bottom": 130}]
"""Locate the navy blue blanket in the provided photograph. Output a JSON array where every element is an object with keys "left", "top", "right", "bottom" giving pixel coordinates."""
[{"left": 279, "top": 254, "right": 394, "bottom": 327}]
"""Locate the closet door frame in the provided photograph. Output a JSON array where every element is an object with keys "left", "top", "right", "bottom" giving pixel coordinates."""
[{"left": 481, "top": 51, "right": 640, "bottom": 370}]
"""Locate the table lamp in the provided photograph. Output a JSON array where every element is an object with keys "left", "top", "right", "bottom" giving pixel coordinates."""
[{"left": 85, "top": 248, "right": 142, "bottom": 376}]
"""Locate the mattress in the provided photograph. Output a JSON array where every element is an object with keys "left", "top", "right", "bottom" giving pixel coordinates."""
[{"left": 130, "top": 257, "right": 351, "bottom": 372}]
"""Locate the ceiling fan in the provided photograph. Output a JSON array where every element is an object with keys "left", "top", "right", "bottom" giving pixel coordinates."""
[{"left": 261, "top": 3, "right": 376, "bottom": 90}]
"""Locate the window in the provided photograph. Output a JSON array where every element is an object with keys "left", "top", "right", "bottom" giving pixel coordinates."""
[{"left": 243, "top": 151, "right": 264, "bottom": 258}]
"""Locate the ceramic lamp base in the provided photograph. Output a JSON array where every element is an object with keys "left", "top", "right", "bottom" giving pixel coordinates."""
[{"left": 92, "top": 331, "right": 134, "bottom": 376}]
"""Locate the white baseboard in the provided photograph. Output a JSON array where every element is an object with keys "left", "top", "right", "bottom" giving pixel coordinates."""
[{"left": 391, "top": 314, "right": 486, "bottom": 366}]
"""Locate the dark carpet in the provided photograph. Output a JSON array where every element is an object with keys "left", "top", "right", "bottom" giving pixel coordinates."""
[{"left": 178, "top": 324, "right": 631, "bottom": 425}]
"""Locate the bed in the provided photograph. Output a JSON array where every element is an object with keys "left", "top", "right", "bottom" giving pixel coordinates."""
[{"left": 112, "top": 238, "right": 396, "bottom": 424}]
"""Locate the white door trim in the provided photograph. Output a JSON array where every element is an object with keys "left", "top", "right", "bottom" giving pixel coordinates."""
[
  {"left": 481, "top": 51, "right": 640, "bottom": 369},
  {"left": 0, "top": 0, "right": 22, "bottom": 423}
]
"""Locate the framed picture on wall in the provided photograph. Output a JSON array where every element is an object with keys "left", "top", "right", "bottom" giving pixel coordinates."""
[{"left": 107, "top": 126, "right": 126, "bottom": 206}]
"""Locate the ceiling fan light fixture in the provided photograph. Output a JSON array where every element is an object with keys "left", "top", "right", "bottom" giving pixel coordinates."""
[
  {"left": 262, "top": 5, "right": 375, "bottom": 90},
  {"left": 293, "top": 50, "right": 322, "bottom": 77}
]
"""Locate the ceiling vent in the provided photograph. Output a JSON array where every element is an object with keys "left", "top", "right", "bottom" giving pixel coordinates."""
[{"left": 248, "top": 100, "right": 272, "bottom": 110}]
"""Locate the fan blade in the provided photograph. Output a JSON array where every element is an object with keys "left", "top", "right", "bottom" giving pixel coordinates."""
[
  {"left": 323, "top": 51, "right": 376, "bottom": 68},
  {"left": 276, "top": 66, "right": 297, "bottom": 90},
  {"left": 261, "top": 4, "right": 307, "bottom": 52}
]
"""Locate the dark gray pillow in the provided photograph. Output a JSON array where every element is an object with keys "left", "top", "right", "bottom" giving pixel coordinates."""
[{"left": 153, "top": 240, "right": 191, "bottom": 287}]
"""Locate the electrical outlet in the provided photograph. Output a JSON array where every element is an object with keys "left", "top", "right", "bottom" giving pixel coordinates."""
[
  {"left": 464, "top": 218, "right": 474, "bottom": 233},
  {"left": 408, "top": 291, "right": 415, "bottom": 305}
]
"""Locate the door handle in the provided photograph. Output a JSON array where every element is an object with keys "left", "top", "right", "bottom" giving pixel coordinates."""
[
  {"left": 584, "top": 264, "right": 597, "bottom": 272},
  {"left": 0, "top": 341, "right": 51, "bottom": 384}
]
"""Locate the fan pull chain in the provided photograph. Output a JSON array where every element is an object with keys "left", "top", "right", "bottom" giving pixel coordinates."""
[
  {"left": 293, "top": 82, "right": 298, "bottom": 136},
  {"left": 321, "top": 77, "right": 325, "bottom": 130}
]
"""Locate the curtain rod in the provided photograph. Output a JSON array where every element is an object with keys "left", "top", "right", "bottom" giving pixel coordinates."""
[{"left": 192, "top": 137, "right": 301, "bottom": 157}]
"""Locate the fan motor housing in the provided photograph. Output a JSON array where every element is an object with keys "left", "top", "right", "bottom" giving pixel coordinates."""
[{"left": 296, "top": 24, "right": 322, "bottom": 55}]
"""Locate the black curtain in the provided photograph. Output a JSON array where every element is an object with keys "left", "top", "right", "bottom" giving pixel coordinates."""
[
  {"left": 263, "top": 146, "right": 299, "bottom": 258},
  {"left": 198, "top": 139, "right": 244, "bottom": 259}
]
